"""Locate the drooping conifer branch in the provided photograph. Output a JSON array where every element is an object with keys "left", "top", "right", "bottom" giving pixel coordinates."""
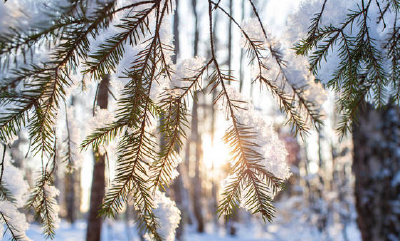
[
  {"left": 26, "top": 137, "right": 59, "bottom": 239},
  {"left": 207, "top": 0, "right": 283, "bottom": 222},
  {"left": 0, "top": 211, "right": 25, "bottom": 241},
  {"left": 295, "top": 0, "right": 397, "bottom": 136},
  {"left": 94, "top": 2, "right": 175, "bottom": 239},
  {"left": 149, "top": 59, "right": 212, "bottom": 192}
]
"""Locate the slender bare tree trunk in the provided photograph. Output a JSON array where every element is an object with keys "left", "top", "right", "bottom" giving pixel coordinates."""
[
  {"left": 189, "top": 0, "right": 204, "bottom": 233},
  {"left": 65, "top": 171, "right": 76, "bottom": 224},
  {"left": 192, "top": 0, "right": 199, "bottom": 57},
  {"left": 239, "top": 0, "right": 245, "bottom": 92},
  {"left": 316, "top": 124, "right": 328, "bottom": 237},
  {"left": 228, "top": 0, "right": 233, "bottom": 74},
  {"left": 172, "top": 0, "right": 180, "bottom": 64},
  {"left": 191, "top": 92, "right": 204, "bottom": 233},
  {"left": 86, "top": 75, "right": 109, "bottom": 241},
  {"left": 331, "top": 142, "right": 351, "bottom": 241},
  {"left": 65, "top": 97, "right": 78, "bottom": 224}
]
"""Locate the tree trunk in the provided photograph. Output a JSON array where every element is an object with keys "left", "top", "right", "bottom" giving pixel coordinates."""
[
  {"left": 65, "top": 97, "right": 78, "bottom": 224},
  {"left": 65, "top": 171, "right": 76, "bottom": 224},
  {"left": 191, "top": 0, "right": 199, "bottom": 57},
  {"left": 239, "top": 0, "right": 245, "bottom": 92},
  {"left": 191, "top": 92, "right": 204, "bottom": 233},
  {"left": 86, "top": 75, "right": 109, "bottom": 241},
  {"left": 228, "top": 0, "right": 233, "bottom": 74},
  {"left": 353, "top": 102, "right": 400, "bottom": 241}
]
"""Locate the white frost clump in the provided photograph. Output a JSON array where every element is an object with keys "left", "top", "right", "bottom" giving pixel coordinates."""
[
  {"left": 43, "top": 184, "right": 61, "bottom": 230},
  {"left": 240, "top": 15, "right": 328, "bottom": 120},
  {"left": 88, "top": 107, "right": 115, "bottom": 131},
  {"left": 168, "top": 151, "right": 182, "bottom": 182},
  {"left": 145, "top": 191, "right": 181, "bottom": 241},
  {"left": 88, "top": 107, "right": 115, "bottom": 154},
  {"left": 170, "top": 57, "right": 205, "bottom": 91},
  {"left": 150, "top": 75, "right": 171, "bottom": 102},
  {"left": 223, "top": 85, "right": 291, "bottom": 180},
  {"left": 240, "top": 18, "right": 266, "bottom": 47},
  {"left": 0, "top": 159, "right": 31, "bottom": 240},
  {"left": 0, "top": 201, "right": 31, "bottom": 241},
  {"left": 2, "top": 161, "right": 29, "bottom": 207}
]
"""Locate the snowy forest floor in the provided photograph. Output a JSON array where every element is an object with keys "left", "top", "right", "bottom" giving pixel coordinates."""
[
  {"left": 24, "top": 209, "right": 362, "bottom": 241},
  {"left": 22, "top": 194, "right": 363, "bottom": 240}
]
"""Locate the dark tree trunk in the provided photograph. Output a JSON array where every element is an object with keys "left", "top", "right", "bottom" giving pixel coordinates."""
[
  {"left": 190, "top": 0, "right": 204, "bottom": 233},
  {"left": 65, "top": 171, "right": 76, "bottom": 224},
  {"left": 65, "top": 97, "right": 78, "bottom": 224},
  {"left": 86, "top": 75, "right": 109, "bottom": 241},
  {"left": 228, "top": 0, "right": 233, "bottom": 73},
  {"left": 191, "top": 0, "right": 199, "bottom": 57},
  {"left": 316, "top": 123, "right": 328, "bottom": 235},
  {"left": 172, "top": 0, "right": 180, "bottom": 64},
  {"left": 353, "top": 102, "right": 400, "bottom": 241},
  {"left": 191, "top": 92, "right": 204, "bottom": 233}
]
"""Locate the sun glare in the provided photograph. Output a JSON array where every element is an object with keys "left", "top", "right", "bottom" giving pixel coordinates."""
[{"left": 202, "top": 119, "right": 231, "bottom": 170}]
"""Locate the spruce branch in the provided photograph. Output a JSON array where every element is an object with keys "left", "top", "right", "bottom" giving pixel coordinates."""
[
  {"left": 295, "top": 0, "right": 399, "bottom": 136},
  {"left": 1, "top": 1, "right": 120, "bottom": 160},
  {"left": 25, "top": 139, "right": 58, "bottom": 240},
  {"left": 26, "top": 175, "right": 59, "bottom": 239},
  {"left": 81, "top": 121, "right": 127, "bottom": 150},
  {"left": 0, "top": 12, "right": 85, "bottom": 69},
  {"left": 212, "top": 0, "right": 322, "bottom": 136},
  {"left": 0, "top": 95, "right": 35, "bottom": 143},
  {"left": 85, "top": 3, "right": 157, "bottom": 79},
  {"left": 0, "top": 185, "right": 16, "bottom": 204},
  {"left": 96, "top": 3, "right": 173, "bottom": 239},
  {"left": 248, "top": 0, "right": 323, "bottom": 133},
  {"left": 150, "top": 93, "right": 188, "bottom": 192},
  {"left": 208, "top": 0, "right": 282, "bottom": 222},
  {"left": 0, "top": 211, "right": 25, "bottom": 241},
  {"left": 148, "top": 58, "right": 213, "bottom": 192}
]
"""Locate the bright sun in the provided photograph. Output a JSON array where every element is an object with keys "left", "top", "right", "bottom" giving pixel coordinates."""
[{"left": 202, "top": 119, "right": 231, "bottom": 170}]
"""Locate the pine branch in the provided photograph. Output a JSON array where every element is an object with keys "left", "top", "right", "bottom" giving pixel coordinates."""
[
  {"left": 0, "top": 184, "right": 17, "bottom": 204},
  {"left": 217, "top": 173, "right": 244, "bottom": 218},
  {"left": 293, "top": 0, "right": 328, "bottom": 55},
  {"left": 212, "top": 1, "right": 322, "bottom": 136},
  {"left": 0, "top": 96, "right": 35, "bottom": 143},
  {"left": 1, "top": 1, "right": 120, "bottom": 160},
  {"left": 25, "top": 137, "right": 58, "bottom": 239},
  {"left": 0, "top": 211, "right": 25, "bottom": 241},
  {"left": 26, "top": 172, "right": 58, "bottom": 239},
  {"left": 150, "top": 93, "right": 188, "bottom": 191},
  {"left": 208, "top": 1, "right": 282, "bottom": 222},
  {"left": 0, "top": 9, "right": 85, "bottom": 69},
  {"left": 85, "top": 3, "right": 157, "bottom": 79},
  {"left": 295, "top": 0, "right": 398, "bottom": 136},
  {"left": 97, "top": 4, "right": 172, "bottom": 240},
  {"left": 63, "top": 104, "right": 80, "bottom": 172},
  {"left": 175, "top": 59, "right": 213, "bottom": 99},
  {"left": 148, "top": 58, "right": 213, "bottom": 192},
  {"left": 81, "top": 121, "right": 127, "bottom": 150}
]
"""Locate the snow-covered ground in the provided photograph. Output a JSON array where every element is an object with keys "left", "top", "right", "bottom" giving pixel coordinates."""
[{"left": 23, "top": 218, "right": 361, "bottom": 241}]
